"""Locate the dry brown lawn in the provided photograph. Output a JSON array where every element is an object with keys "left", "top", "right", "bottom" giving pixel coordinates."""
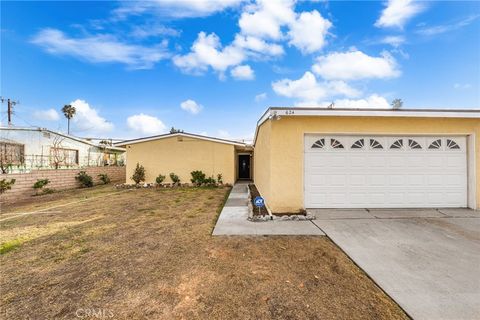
[{"left": 0, "top": 185, "right": 408, "bottom": 319}]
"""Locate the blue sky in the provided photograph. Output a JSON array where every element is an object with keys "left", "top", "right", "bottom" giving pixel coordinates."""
[{"left": 1, "top": 0, "right": 479, "bottom": 140}]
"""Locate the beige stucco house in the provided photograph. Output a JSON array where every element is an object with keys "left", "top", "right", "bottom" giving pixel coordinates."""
[
  {"left": 117, "top": 133, "right": 253, "bottom": 185},
  {"left": 117, "top": 107, "right": 480, "bottom": 213}
]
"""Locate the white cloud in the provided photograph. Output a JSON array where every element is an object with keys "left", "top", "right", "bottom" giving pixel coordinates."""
[
  {"left": 312, "top": 50, "right": 400, "bottom": 80},
  {"left": 255, "top": 92, "right": 267, "bottom": 102},
  {"left": 127, "top": 113, "right": 167, "bottom": 135},
  {"left": 33, "top": 108, "right": 60, "bottom": 121},
  {"left": 180, "top": 99, "right": 203, "bottom": 114},
  {"left": 238, "top": 0, "right": 296, "bottom": 40},
  {"left": 70, "top": 99, "right": 114, "bottom": 133},
  {"left": 380, "top": 35, "right": 406, "bottom": 47},
  {"left": 31, "top": 28, "right": 169, "bottom": 69},
  {"left": 130, "top": 24, "right": 180, "bottom": 39},
  {"left": 416, "top": 15, "right": 479, "bottom": 36},
  {"left": 173, "top": 32, "right": 244, "bottom": 74},
  {"left": 288, "top": 10, "right": 332, "bottom": 54},
  {"left": 331, "top": 94, "right": 391, "bottom": 109},
  {"left": 113, "top": 0, "right": 243, "bottom": 19},
  {"left": 375, "top": 0, "right": 425, "bottom": 29},
  {"left": 233, "top": 35, "right": 284, "bottom": 57},
  {"left": 231, "top": 65, "right": 255, "bottom": 80},
  {"left": 272, "top": 71, "right": 361, "bottom": 105},
  {"left": 172, "top": 1, "right": 333, "bottom": 78}
]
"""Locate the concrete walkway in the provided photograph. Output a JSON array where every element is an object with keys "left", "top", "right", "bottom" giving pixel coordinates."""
[
  {"left": 312, "top": 208, "right": 480, "bottom": 320},
  {"left": 212, "top": 182, "right": 324, "bottom": 236}
]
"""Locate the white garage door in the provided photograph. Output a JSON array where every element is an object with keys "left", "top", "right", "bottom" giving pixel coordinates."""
[{"left": 304, "top": 135, "right": 467, "bottom": 208}]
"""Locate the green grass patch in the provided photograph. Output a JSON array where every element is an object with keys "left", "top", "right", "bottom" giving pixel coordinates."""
[{"left": 0, "top": 239, "right": 24, "bottom": 254}]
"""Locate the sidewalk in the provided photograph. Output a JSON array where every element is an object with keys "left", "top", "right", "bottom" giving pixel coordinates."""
[{"left": 212, "top": 181, "right": 324, "bottom": 236}]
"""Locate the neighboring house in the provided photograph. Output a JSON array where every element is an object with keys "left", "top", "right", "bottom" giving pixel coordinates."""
[
  {"left": 117, "top": 133, "right": 253, "bottom": 185},
  {"left": 0, "top": 126, "right": 125, "bottom": 173},
  {"left": 117, "top": 107, "right": 480, "bottom": 212}
]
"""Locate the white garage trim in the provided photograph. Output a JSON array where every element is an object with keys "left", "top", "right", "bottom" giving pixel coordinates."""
[
  {"left": 304, "top": 134, "right": 471, "bottom": 208},
  {"left": 467, "top": 134, "right": 476, "bottom": 209}
]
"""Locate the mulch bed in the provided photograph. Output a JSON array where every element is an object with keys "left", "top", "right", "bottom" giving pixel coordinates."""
[
  {"left": 248, "top": 183, "right": 307, "bottom": 217},
  {"left": 248, "top": 184, "right": 270, "bottom": 216}
]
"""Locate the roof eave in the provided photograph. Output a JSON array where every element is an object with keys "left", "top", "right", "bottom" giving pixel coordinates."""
[
  {"left": 252, "top": 107, "right": 480, "bottom": 146},
  {"left": 115, "top": 132, "right": 247, "bottom": 147}
]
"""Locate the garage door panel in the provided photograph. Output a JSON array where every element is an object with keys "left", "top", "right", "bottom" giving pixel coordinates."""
[
  {"left": 427, "top": 175, "right": 443, "bottom": 185},
  {"left": 350, "top": 175, "right": 366, "bottom": 186},
  {"left": 305, "top": 135, "right": 467, "bottom": 208},
  {"left": 387, "top": 193, "right": 406, "bottom": 204},
  {"left": 350, "top": 193, "right": 368, "bottom": 204},
  {"left": 369, "top": 175, "right": 386, "bottom": 186},
  {"left": 389, "top": 175, "right": 405, "bottom": 185},
  {"left": 349, "top": 156, "right": 366, "bottom": 166},
  {"left": 407, "top": 175, "right": 425, "bottom": 185},
  {"left": 427, "top": 156, "right": 444, "bottom": 167},
  {"left": 329, "top": 193, "right": 348, "bottom": 204},
  {"left": 406, "top": 156, "right": 425, "bottom": 167}
]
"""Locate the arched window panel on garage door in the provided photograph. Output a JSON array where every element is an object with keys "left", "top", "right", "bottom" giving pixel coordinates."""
[
  {"left": 369, "top": 139, "right": 383, "bottom": 149},
  {"left": 330, "top": 138, "right": 344, "bottom": 149},
  {"left": 311, "top": 138, "right": 325, "bottom": 149},
  {"left": 428, "top": 139, "right": 442, "bottom": 150},
  {"left": 408, "top": 139, "right": 422, "bottom": 149},
  {"left": 447, "top": 139, "right": 460, "bottom": 150},
  {"left": 390, "top": 139, "right": 404, "bottom": 149},
  {"left": 351, "top": 139, "right": 365, "bottom": 149}
]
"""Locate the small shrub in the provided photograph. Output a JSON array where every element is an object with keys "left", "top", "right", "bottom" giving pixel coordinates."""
[
  {"left": 98, "top": 173, "right": 110, "bottom": 184},
  {"left": 33, "top": 179, "right": 49, "bottom": 188},
  {"left": 131, "top": 163, "right": 146, "bottom": 184},
  {"left": 217, "top": 174, "right": 223, "bottom": 184},
  {"left": 204, "top": 176, "right": 216, "bottom": 185},
  {"left": 76, "top": 171, "right": 94, "bottom": 188},
  {"left": 0, "top": 179, "right": 16, "bottom": 194},
  {"left": 155, "top": 174, "right": 166, "bottom": 184},
  {"left": 33, "top": 179, "right": 50, "bottom": 195},
  {"left": 169, "top": 173, "right": 180, "bottom": 184},
  {"left": 190, "top": 170, "right": 206, "bottom": 185}
]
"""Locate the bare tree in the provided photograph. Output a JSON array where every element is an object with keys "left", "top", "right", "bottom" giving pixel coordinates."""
[{"left": 50, "top": 136, "right": 67, "bottom": 169}]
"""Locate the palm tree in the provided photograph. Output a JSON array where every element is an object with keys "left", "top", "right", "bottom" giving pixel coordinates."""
[{"left": 61, "top": 104, "right": 76, "bottom": 134}]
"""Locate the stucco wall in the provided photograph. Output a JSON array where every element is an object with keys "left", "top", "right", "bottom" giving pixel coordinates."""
[
  {"left": 253, "top": 121, "right": 272, "bottom": 207},
  {"left": 255, "top": 116, "right": 479, "bottom": 213},
  {"left": 125, "top": 136, "right": 236, "bottom": 184}
]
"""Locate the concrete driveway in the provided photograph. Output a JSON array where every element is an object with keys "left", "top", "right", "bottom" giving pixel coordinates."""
[{"left": 311, "top": 208, "right": 480, "bottom": 320}]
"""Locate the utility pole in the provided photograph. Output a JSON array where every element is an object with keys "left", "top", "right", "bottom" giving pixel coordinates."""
[{"left": 0, "top": 97, "right": 19, "bottom": 126}]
